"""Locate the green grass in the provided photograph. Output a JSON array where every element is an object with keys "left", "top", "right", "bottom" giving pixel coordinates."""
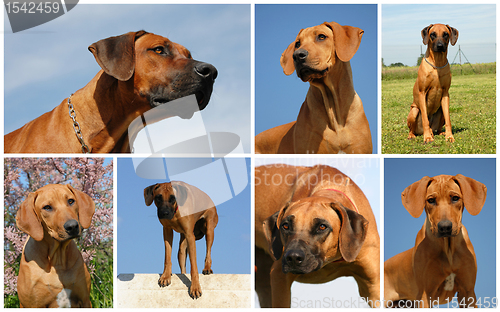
[
  {"left": 382, "top": 71, "right": 496, "bottom": 154},
  {"left": 382, "top": 62, "right": 496, "bottom": 80},
  {"left": 3, "top": 250, "right": 112, "bottom": 308}
]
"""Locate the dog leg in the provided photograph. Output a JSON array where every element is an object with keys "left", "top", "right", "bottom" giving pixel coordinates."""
[
  {"left": 178, "top": 233, "right": 188, "bottom": 274},
  {"left": 159, "top": 227, "right": 173, "bottom": 287},
  {"left": 202, "top": 217, "right": 216, "bottom": 275},
  {"left": 186, "top": 232, "right": 202, "bottom": 299}
]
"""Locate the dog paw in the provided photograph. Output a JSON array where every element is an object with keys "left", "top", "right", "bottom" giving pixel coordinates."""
[
  {"left": 423, "top": 135, "right": 434, "bottom": 143},
  {"left": 446, "top": 134, "right": 455, "bottom": 143},
  {"left": 202, "top": 268, "right": 213, "bottom": 275},
  {"left": 189, "top": 284, "right": 202, "bottom": 299},
  {"left": 158, "top": 274, "right": 171, "bottom": 287},
  {"left": 407, "top": 133, "right": 416, "bottom": 140}
]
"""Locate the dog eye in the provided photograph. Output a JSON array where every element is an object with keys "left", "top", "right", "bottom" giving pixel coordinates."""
[
  {"left": 42, "top": 205, "right": 52, "bottom": 211},
  {"left": 317, "top": 34, "right": 327, "bottom": 41},
  {"left": 451, "top": 196, "right": 460, "bottom": 202},
  {"left": 153, "top": 46, "right": 165, "bottom": 54},
  {"left": 68, "top": 198, "right": 75, "bottom": 205},
  {"left": 318, "top": 224, "right": 327, "bottom": 231},
  {"left": 430, "top": 32, "right": 437, "bottom": 39},
  {"left": 281, "top": 222, "right": 290, "bottom": 231},
  {"left": 427, "top": 198, "right": 436, "bottom": 204},
  {"left": 295, "top": 41, "right": 300, "bottom": 49}
]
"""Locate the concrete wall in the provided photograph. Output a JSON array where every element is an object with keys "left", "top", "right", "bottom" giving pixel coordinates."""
[{"left": 116, "top": 273, "right": 251, "bottom": 308}]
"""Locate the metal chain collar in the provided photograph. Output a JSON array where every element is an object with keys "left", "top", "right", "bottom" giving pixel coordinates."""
[
  {"left": 68, "top": 94, "right": 90, "bottom": 153},
  {"left": 424, "top": 57, "right": 449, "bottom": 69}
]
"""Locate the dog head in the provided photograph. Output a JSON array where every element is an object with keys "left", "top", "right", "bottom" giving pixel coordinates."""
[
  {"left": 421, "top": 24, "right": 459, "bottom": 53},
  {"left": 280, "top": 21, "right": 363, "bottom": 82},
  {"left": 16, "top": 184, "right": 95, "bottom": 242},
  {"left": 88, "top": 31, "right": 217, "bottom": 112},
  {"left": 263, "top": 196, "right": 368, "bottom": 274},
  {"left": 144, "top": 182, "right": 188, "bottom": 220},
  {"left": 402, "top": 174, "right": 486, "bottom": 238}
]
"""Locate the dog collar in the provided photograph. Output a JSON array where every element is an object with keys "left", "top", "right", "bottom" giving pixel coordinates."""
[
  {"left": 424, "top": 57, "right": 449, "bottom": 69},
  {"left": 68, "top": 94, "right": 90, "bottom": 153},
  {"left": 325, "top": 188, "right": 359, "bottom": 213}
]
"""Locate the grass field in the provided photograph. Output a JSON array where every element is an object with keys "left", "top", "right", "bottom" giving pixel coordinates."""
[{"left": 382, "top": 63, "right": 496, "bottom": 154}]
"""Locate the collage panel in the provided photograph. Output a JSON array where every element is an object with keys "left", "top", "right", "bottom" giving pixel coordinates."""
[
  {"left": 4, "top": 4, "right": 251, "bottom": 154},
  {"left": 384, "top": 158, "right": 496, "bottom": 308},
  {"left": 254, "top": 158, "right": 380, "bottom": 308},
  {"left": 116, "top": 157, "right": 251, "bottom": 308},
  {"left": 255, "top": 4, "right": 378, "bottom": 154},
  {"left": 4, "top": 157, "right": 113, "bottom": 308},
  {"left": 381, "top": 4, "right": 496, "bottom": 154}
]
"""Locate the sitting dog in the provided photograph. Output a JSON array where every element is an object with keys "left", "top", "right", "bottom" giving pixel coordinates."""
[
  {"left": 16, "top": 184, "right": 95, "bottom": 308},
  {"left": 144, "top": 181, "right": 218, "bottom": 299}
]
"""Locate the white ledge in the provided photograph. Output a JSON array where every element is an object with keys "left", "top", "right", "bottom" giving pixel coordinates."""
[{"left": 116, "top": 273, "right": 251, "bottom": 308}]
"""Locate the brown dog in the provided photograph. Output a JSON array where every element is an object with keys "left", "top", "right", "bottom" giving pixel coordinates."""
[
  {"left": 255, "top": 164, "right": 380, "bottom": 307},
  {"left": 384, "top": 174, "right": 486, "bottom": 308},
  {"left": 407, "top": 24, "right": 458, "bottom": 143},
  {"left": 16, "top": 184, "right": 95, "bottom": 308},
  {"left": 5, "top": 31, "right": 217, "bottom": 153},
  {"left": 255, "top": 22, "right": 372, "bottom": 154},
  {"left": 144, "top": 181, "right": 218, "bottom": 299}
]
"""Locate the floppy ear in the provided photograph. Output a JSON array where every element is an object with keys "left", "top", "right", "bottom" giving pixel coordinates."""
[
  {"left": 401, "top": 176, "right": 432, "bottom": 218},
  {"left": 330, "top": 202, "right": 368, "bottom": 262},
  {"left": 144, "top": 184, "right": 158, "bottom": 206},
  {"left": 67, "top": 185, "right": 95, "bottom": 229},
  {"left": 454, "top": 174, "right": 486, "bottom": 216},
  {"left": 16, "top": 192, "right": 44, "bottom": 241},
  {"left": 262, "top": 203, "right": 290, "bottom": 261},
  {"left": 173, "top": 183, "right": 188, "bottom": 206},
  {"left": 325, "top": 21, "right": 364, "bottom": 62},
  {"left": 280, "top": 30, "right": 302, "bottom": 76},
  {"left": 421, "top": 24, "right": 433, "bottom": 45},
  {"left": 446, "top": 25, "right": 459, "bottom": 46},
  {"left": 88, "top": 30, "right": 148, "bottom": 81}
]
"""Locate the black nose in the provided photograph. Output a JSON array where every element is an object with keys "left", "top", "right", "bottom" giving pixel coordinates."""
[
  {"left": 285, "top": 249, "right": 305, "bottom": 267},
  {"left": 437, "top": 220, "right": 453, "bottom": 237},
  {"left": 293, "top": 49, "right": 308, "bottom": 62},
  {"left": 194, "top": 62, "right": 218, "bottom": 81},
  {"left": 64, "top": 220, "right": 80, "bottom": 236}
]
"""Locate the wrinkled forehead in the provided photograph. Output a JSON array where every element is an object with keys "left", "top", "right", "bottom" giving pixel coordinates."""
[
  {"left": 297, "top": 24, "right": 331, "bottom": 41},
  {"left": 136, "top": 33, "right": 191, "bottom": 57},
  {"left": 155, "top": 183, "right": 173, "bottom": 193},
  {"left": 35, "top": 186, "right": 73, "bottom": 205},
  {"left": 430, "top": 24, "right": 449, "bottom": 35},
  {"left": 427, "top": 176, "right": 461, "bottom": 194},
  {"left": 286, "top": 198, "right": 332, "bottom": 217}
]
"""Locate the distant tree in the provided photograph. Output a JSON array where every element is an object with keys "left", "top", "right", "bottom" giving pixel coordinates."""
[
  {"left": 417, "top": 53, "right": 424, "bottom": 66},
  {"left": 389, "top": 62, "right": 407, "bottom": 67}
]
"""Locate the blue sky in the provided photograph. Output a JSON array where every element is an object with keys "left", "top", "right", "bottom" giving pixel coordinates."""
[
  {"left": 255, "top": 4, "right": 378, "bottom": 154},
  {"left": 117, "top": 157, "right": 251, "bottom": 275},
  {"left": 384, "top": 158, "right": 496, "bottom": 304},
  {"left": 4, "top": 4, "right": 251, "bottom": 152},
  {"left": 382, "top": 4, "right": 496, "bottom": 66},
  {"left": 255, "top": 158, "right": 380, "bottom": 308}
]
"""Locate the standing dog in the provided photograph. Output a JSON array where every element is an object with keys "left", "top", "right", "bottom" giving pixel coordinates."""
[
  {"left": 407, "top": 24, "right": 459, "bottom": 143},
  {"left": 144, "top": 181, "right": 218, "bottom": 299},
  {"left": 5, "top": 31, "right": 217, "bottom": 153},
  {"left": 384, "top": 175, "right": 486, "bottom": 308},
  {"left": 255, "top": 164, "right": 380, "bottom": 307},
  {"left": 16, "top": 184, "right": 95, "bottom": 308},
  {"left": 255, "top": 22, "right": 372, "bottom": 154}
]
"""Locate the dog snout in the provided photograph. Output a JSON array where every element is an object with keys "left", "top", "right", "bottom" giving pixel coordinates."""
[
  {"left": 194, "top": 62, "right": 218, "bottom": 81},
  {"left": 437, "top": 220, "right": 453, "bottom": 237},
  {"left": 434, "top": 40, "right": 447, "bottom": 52},
  {"left": 64, "top": 220, "right": 80, "bottom": 237},
  {"left": 293, "top": 49, "right": 308, "bottom": 63},
  {"left": 285, "top": 249, "right": 305, "bottom": 267}
]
